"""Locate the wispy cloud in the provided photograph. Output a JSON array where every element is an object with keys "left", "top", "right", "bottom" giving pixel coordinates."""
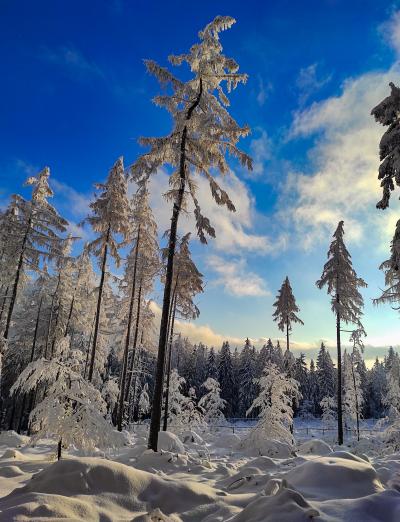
[
  {"left": 207, "top": 255, "right": 270, "bottom": 297},
  {"left": 39, "top": 44, "right": 105, "bottom": 79},
  {"left": 52, "top": 178, "right": 92, "bottom": 219},
  {"left": 256, "top": 75, "right": 273, "bottom": 106},
  {"left": 295, "top": 62, "right": 332, "bottom": 105}
]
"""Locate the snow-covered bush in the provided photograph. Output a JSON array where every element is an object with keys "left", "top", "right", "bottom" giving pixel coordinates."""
[
  {"left": 198, "top": 378, "right": 226, "bottom": 426},
  {"left": 11, "top": 337, "right": 124, "bottom": 452},
  {"left": 244, "top": 363, "right": 300, "bottom": 447},
  {"left": 320, "top": 396, "right": 337, "bottom": 428}
]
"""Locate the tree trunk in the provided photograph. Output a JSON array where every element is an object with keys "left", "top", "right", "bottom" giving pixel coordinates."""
[
  {"left": 163, "top": 294, "right": 177, "bottom": 431},
  {"left": 45, "top": 275, "right": 61, "bottom": 359},
  {"left": 336, "top": 302, "right": 343, "bottom": 445},
  {"left": 18, "top": 296, "right": 43, "bottom": 432},
  {"left": 286, "top": 320, "right": 289, "bottom": 352},
  {"left": 4, "top": 218, "right": 31, "bottom": 339},
  {"left": 64, "top": 295, "right": 75, "bottom": 338},
  {"left": 350, "top": 356, "right": 360, "bottom": 441},
  {"left": 0, "top": 285, "right": 9, "bottom": 326},
  {"left": 88, "top": 227, "right": 110, "bottom": 382},
  {"left": 83, "top": 314, "right": 96, "bottom": 379},
  {"left": 124, "top": 282, "right": 143, "bottom": 403},
  {"left": 117, "top": 229, "right": 141, "bottom": 431},
  {"left": 57, "top": 438, "right": 62, "bottom": 460},
  {"left": 148, "top": 79, "right": 203, "bottom": 452}
]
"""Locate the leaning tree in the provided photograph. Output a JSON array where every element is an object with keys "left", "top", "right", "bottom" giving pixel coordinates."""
[
  {"left": 371, "top": 83, "right": 400, "bottom": 312},
  {"left": 316, "top": 221, "right": 367, "bottom": 445},
  {"left": 130, "top": 16, "right": 252, "bottom": 451}
]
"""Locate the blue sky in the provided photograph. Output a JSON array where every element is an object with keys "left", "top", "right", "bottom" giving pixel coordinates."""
[{"left": 1, "top": 0, "right": 400, "bottom": 364}]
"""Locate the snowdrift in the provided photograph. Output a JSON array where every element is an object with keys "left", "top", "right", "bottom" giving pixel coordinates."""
[{"left": 0, "top": 457, "right": 227, "bottom": 521}]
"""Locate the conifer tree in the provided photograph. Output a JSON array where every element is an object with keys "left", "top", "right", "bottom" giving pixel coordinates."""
[
  {"left": 2, "top": 167, "right": 68, "bottom": 339},
  {"left": 273, "top": 277, "right": 304, "bottom": 351},
  {"left": 131, "top": 16, "right": 252, "bottom": 451},
  {"left": 246, "top": 362, "right": 301, "bottom": 446},
  {"left": 218, "top": 341, "right": 235, "bottom": 417},
  {"left": 84, "top": 158, "right": 130, "bottom": 382},
  {"left": 316, "top": 221, "right": 367, "bottom": 444},
  {"left": 117, "top": 182, "right": 159, "bottom": 430}
]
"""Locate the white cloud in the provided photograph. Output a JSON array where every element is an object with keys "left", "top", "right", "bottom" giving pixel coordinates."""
[
  {"left": 284, "top": 66, "right": 400, "bottom": 249},
  {"left": 52, "top": 179, "right": 92, "bottom": 219},
  {"left": 249, "top": 128, "right": 272, "bottom": 178},
  {"left": 145, "top": 168, "right": 276, "bottom": 254},
  {"left": 207, "top": 255, "right": 270, "bottom": 297},
  {"left": 380, "top": 10, "right": 400, "bottom": 57}
]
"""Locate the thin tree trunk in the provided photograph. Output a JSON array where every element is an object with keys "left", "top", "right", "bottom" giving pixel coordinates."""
[
  {"left": 45, "top": 275, "right": 61, "bottom": 359},
  {"left": 336, "top": 299, "right": 343, "bottom": 445},
  {"left": 0, "top": 285, "right": 9, "bottom": 326},
  {"left": 124, "top": 282, "right": 143, "bottom": 403},
  {"left": 350, "top": 356, "right": 360, "bottom": 441},
  {"left": 286, "top": 320, "right": 289, "bottom": 352},
  {"left": 84, "top": 314, "right": 96, "bottom": 379},
  {"left": 64, "top": 295, "right": 75, "bottom": 338},
  {"left": 117, "top": 229, "right": 141, "bottom": 431},
  {"left": 57, "top": 439, "right": 62, "bottom": 460},
  {"left": 88, "top": 227, "right": 110, "bottom": 382},
  {"left": 4, "top": 218, "right": 31, "bottom": 339},
  {"left": 163, "top": 294, "right": 177, "bottom": 431},
  {"left": 18, "top": 296, "right": 43, "bottom": 432},
  {"left": 148, "top": 78, "right": 203, "bottom": 452}
]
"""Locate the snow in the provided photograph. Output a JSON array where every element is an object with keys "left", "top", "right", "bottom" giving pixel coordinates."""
[{"left": 0, "top": 423, "right": 399, "bottom": 521}]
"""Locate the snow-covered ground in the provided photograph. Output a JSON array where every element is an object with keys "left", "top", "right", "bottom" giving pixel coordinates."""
[{"left": 0, "top": 424, "right": 399, "bottom": 521}]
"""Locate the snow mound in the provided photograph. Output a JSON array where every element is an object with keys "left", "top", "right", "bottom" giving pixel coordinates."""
[
  {"left": 286, "top": 454, "right": 384, "bottom": 500},
  {"left": 298, "top": 439, "right": 332, "bottom": 456},
  {"left": 1, "top": 449, "right": 27, "bottom": 460},
  {"left": 0, "top": 457, "right": 225, "bottom": 521},
  {"left": 179, "top": 430, "right": 204, "bottom": 445},
  {"left": 239, "top": 438, "right": 294, "bottom": 459},
  {"left": 230, "top": 480, "right": 319, "bottom": 521},
  {"left": 0, "top": 465, "right": 25, "bottom": 478},
  {"left": 157, "top": 431, "right": 185, "bottom": 454},
  {"left": 214, "top": 432, "right": 241, "bottom": 448},
  {"left": 0, "top": 431, "right": 29, "bottom": 448},
  {"left": 241, "top": 456, "right": 278, "bottom": 472}
]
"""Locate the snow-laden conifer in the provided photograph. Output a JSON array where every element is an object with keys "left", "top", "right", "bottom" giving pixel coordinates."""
[
  {"left": 246, "top": 362, "right": 301, "bottom": 446},
  {"left": 273, "top": 277, "right": 303, "bottom": 351},
  {"left": 131, "top": 16, "right": 252, "bottom": 451},
  {"left": 198, "top": 377, "right": 226, "bottom": 426},
  {"left": 2, "top": 167, "right": 68, "bottom": 339},
  {"left": 84, "top": 158, "right": 131, "bottom": 382},
  {"left": 316, "top": 221, "right": 367, "bottom": 444}
]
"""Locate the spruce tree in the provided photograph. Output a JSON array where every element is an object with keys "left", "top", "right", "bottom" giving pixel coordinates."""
[
  {"left": 273, "top": 276, "right": 304, "bottom": 351},
  {"left": 316, "top": 221, "right": 367, "bottom": 444},
  {"left": 218, "top": 341, "right": 235, "bottom": 417}
]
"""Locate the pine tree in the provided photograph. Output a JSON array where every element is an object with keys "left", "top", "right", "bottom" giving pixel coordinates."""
[
  {"left": 218, "top": 341, "right": 235, "bottom": 417},
  {"left": 273, "top": 277, "right": 304, "bottom": 351},
  {"left": 238, "top": 338, "right": 255, "bottom": 416},
  {"left": 84, "top": 158, "right": 131, "bottom": 382},
  {"left": 316, "top": 342, "right": 336, "bottom": 408},
  {"left": 131, "top": 16, "right": 252, "bottom": 451},
  {"left": 316, "top": 221, "right": 367, "bottom": 444},
  {"left": 206, "top": 347, "right": 218, "bottom": 379},
  {"left": 342, "top": 350, "right": 364, "bottom": 440}
]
